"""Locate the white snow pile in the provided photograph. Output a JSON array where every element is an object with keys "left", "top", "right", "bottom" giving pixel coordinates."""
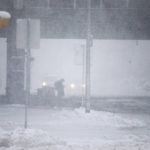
[
  {"left": 49, "top": 107, "right": 145, "bottom": 127},
  {"left": 0, "top": 127, "right": 150, "bottom": 150},
  {"left": 0, "top": 128, "right": 67, "bottom": 150},
  {"left": 0, "top": 107, "right": 149, "bottom": 150}
]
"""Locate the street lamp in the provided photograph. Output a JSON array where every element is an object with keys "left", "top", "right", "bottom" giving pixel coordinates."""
[{"left": 0, "top": 11, "right": 11, "bottom": 29}]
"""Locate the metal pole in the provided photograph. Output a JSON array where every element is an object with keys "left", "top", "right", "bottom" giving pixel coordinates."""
[
  {"left": 25, "top": 19, "right": 30, "bottom": 128},
  {"left": 81, "top": 45, "right": 85, "bottom": 107},
  {"left": 85, "top": 0, "right": 91, "bottom": 113}
]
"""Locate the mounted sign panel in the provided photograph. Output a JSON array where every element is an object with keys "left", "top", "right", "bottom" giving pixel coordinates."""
[
  {"left": 29, "top": 19, "right": 40, "bottom": 49},
  {"left": 16, "top": 19, "right": 27, "bottom": 49},
  {"left": 16, "top": 19, "right": 40, "bottom": 49}
]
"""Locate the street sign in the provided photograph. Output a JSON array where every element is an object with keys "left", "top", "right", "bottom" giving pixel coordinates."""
[
  {"left": 16, "top": 19, "right": 27, "bottom": 49},
  {"left": 16, "top": 19, "right": 40, "bottom": 49},
  {"left": 29, "top": 19, "right": 40, "bottom": 49}
]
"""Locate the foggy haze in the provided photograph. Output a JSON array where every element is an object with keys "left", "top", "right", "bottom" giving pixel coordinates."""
[
  {"left": 30, "top": 39, "right": 150, "bottom": 96},
  {"left": 0, "top": 0, "right": 150, "bottom": 150}
]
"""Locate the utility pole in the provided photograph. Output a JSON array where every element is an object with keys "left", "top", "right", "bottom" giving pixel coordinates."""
[
  {"left": 16, "top": 14, "right": 40, "bottom": 129},
  {"left": 85, "top": 0, "right": 92, "bottom": 113},
  {"left": 81, "top": 44, "right": 85, "bottom": 107},
  {"left": 24, "top": 19, "right": 30, "bottom": 128}
]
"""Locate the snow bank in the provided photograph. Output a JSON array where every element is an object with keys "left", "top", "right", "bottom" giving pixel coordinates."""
[
  {"left": 0, "top": 128, "right": 150, "bottom": 150},
  {"left": 0, "top": 128, "right": 67, "bottom": 150},
  {"left": 0, "top": 107, "right": 149, "bottom": 150},
  {"left": 49, "top": 107, "right": 145, "bottom": 127}
]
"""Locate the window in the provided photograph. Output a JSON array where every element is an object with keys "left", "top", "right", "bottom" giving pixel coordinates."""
[
  {"left": 50, "top": 0, "right": 74, "bottom": 8},
  {"left": 13, "top": 0, "right": 24, "bottom": 9},
  {"left": 62, "top": 0, "right": 74, "bottom": 8},
  {"left": 102, "top": 0, "right": 126, "bottom": 8},
  {"left": 129, "top": 0, "right": 150, "bottom": 8},
  {"left": 91, "top": 0, "right": 100, "bottom": 8},
  {"left": 76, "top": 0, "right": 87, "bottom": 8},
  {"left": 25, "top": 0, "right": 49, "bottom": 8},
  {"left": 0, "top": 0, "right": 12, "bottom": 9},
  {"left": 50, "top": 0, "right": 62, "bottom": 8}
]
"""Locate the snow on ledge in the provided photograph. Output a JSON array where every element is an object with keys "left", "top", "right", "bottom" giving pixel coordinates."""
[{"left": 0, "top": 11, "right": 11, "bottom": 19}]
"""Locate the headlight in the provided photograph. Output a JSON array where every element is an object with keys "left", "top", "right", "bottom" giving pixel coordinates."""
[
  {"left": 42, "top": 82, "right": 47, "bottom": 87},
  {"left": 81, "top": 84, "right": 86, "bottom": 88},
  {"left": 70, "top": 83, "right": 75, "bottom": 89}
]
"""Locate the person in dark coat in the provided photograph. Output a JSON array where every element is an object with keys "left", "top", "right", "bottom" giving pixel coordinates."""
[{"left": 54, "top": 79, "right": 65, "bottom": 98}]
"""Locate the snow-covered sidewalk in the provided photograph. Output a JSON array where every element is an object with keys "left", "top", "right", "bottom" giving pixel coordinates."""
[{"left": 0, "top": 106, "right": 150, "bottom": 150}]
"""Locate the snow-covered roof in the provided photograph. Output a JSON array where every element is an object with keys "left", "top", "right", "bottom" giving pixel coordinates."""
[{"left": 0, "top": 11, "right": 11, "bottom": 19}]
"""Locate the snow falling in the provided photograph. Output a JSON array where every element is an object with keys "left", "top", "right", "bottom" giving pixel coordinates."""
[{"left": 0, "top": 0, "right": 150, "bottom": 150}]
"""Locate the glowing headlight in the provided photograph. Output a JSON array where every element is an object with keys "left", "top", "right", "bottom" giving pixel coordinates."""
[
  {"left": 70, "top": 83, "right": 75, "bottom": 89},
  {"left": 81, "top": 84, "right": 86, "bottom": 88},
  {"left": 42, "top": 82, "right": 47, "bottom": 87}
]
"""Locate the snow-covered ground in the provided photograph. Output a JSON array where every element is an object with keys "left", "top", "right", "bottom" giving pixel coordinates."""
[{"left": 0, "top": 105, "right": 150, "bottom": 150}]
